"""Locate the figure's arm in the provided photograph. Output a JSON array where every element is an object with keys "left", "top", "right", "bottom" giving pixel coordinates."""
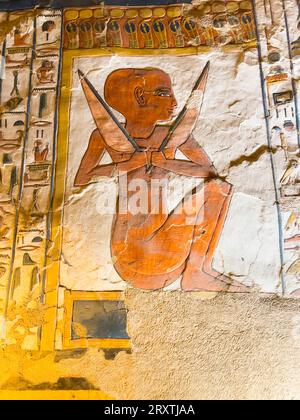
[
  {"left": 152, "top": 151, "right": 215, "bottom": 178},
  {"left": 152, "top": 136, "right": 217, "bottom": 178},
  {"left": 74, "top": 129, "right": 116, "bottom": 187},
  {"left": 117, "top": 152, "right": 148, "bottom": 173},
  {"left": 178, "top": 136, "right": 217, "bottom": 177}
]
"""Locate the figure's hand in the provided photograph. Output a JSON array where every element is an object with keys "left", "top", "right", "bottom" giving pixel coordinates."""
[
  {"left": 151, "top": 151, "right": 166, "bottom": 166},
  {"left": 117, "top": 152, "right": 148, "bottom": 173}
]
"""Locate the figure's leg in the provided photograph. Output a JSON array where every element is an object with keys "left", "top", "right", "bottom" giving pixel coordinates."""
[
  {"left": 202, "top": 182, "right": 232, "bottom": 278},
  {"left": 182, "top": 180, "right": 249, "bottom": 292},
  {"left": 112, "top": 187, "right": 205, "bottom": 290}
]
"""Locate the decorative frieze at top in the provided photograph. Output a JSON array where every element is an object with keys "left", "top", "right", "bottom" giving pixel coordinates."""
[{"left": 63, "top": 1, "right": 256, "bottom": 50}]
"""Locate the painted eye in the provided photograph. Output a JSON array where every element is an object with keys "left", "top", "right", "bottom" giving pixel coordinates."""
[{"left": 156, "top": 90, "right": 171, "bottom": 97}]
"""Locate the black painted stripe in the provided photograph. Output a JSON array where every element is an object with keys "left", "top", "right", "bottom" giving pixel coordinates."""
[{"left": 0, "top": 0, "right": 191, "bottom": 12}]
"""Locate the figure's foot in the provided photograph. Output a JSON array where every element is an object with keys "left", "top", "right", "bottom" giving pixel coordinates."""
[{"left": 182, "top": 269, "right": 249, "bottom": 293}]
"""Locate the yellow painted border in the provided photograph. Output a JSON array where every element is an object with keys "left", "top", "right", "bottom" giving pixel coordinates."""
[
  {"left": 0, "top": 391, "right": 114, "bottom": 400},
  {"left": 40, "top": 42, "right": 257, "bottom": 351},
  {"left": 63, "top": 290, "right": 131, "bottom": 349}
]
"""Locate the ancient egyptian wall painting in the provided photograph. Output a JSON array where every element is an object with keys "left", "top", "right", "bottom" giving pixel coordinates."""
[{"left": 0, "top": 0, "right": 299, "bottom": 390}]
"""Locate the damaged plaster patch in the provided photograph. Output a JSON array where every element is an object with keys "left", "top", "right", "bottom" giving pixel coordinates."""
[
  {"left": 213, "top": 192, "right": 281, "bottom": 293},
  {"left": 3, "top": 292, "right": 300, "bottom": 399}
]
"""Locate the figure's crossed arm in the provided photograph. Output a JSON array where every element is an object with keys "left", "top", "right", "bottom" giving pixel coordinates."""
[
  {"left": 75, "top": 63, "right": 215, "bottom": 183},
  {"left": 74, "top": 130, "right": 117, "bottom": 187},
  {"left": 178, "top": 136, "right": 217, "bottom": 175},
  {"left": 152, "top": 138, "right": 216, "bottom": 179}
]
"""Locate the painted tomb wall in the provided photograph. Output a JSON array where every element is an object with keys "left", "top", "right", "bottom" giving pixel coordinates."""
[{"left": 0, "top": 0, "right": 299, "bottom": 399}]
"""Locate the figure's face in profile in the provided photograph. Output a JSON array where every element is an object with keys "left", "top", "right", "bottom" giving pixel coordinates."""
[
  {"left": 104, "top": 68, "right": 178, "bottom": 136},
  {"left": 136, "top": 71, "right": 178, "bottom": 122}
]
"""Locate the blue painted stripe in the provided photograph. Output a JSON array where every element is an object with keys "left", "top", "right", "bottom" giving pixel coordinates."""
[{"left": 0, "top": 0, "right": 191, "bottom": 11}]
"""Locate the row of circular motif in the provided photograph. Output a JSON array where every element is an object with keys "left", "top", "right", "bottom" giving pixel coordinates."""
[{"left": 65, "top": 13, "right": 254, "bottom": 35}]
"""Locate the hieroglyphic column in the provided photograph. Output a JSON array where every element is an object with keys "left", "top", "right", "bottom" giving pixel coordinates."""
[
  {"left": 0, "top": 9, "right": 62, "bottom": 349},
  {"left": 254, "top": 0, "right": 300, "bottom": 296},
  {"left": 0, "top": 11, "right": 35, "bottom": 340}
]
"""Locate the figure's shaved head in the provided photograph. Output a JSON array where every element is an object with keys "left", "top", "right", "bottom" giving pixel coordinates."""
[
  {"left": 104, "top": 68, "right": 167, "bottom": 111},
  {"left": 104, "top": 68, "right": 177, "bottom": 138}
]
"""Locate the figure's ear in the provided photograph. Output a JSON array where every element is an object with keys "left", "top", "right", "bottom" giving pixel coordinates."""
[{"left": 134, "top": 86, "right": 146, "bottom": 106}]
